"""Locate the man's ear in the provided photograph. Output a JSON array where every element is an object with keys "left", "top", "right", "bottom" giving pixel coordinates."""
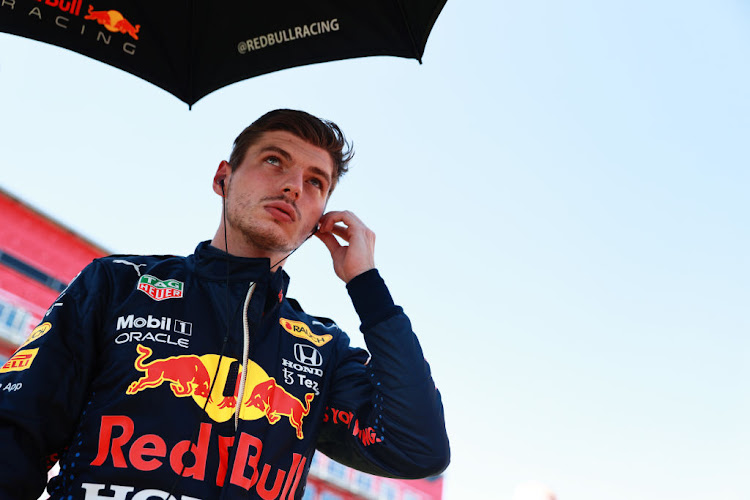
[{"left": 212, "top": 160, "right": 231, "bottom": 197}]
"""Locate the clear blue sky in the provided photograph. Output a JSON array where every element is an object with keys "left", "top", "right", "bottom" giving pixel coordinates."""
[{"left": 2, "top": 1, "right": 748, "bottom": 499}]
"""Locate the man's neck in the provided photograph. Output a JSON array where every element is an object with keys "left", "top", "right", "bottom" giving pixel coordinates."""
[{"left": 209, "top": 229, "right": 287, "bottom": 271}]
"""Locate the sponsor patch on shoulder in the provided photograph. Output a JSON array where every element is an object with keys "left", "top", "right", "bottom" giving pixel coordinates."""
[
  {"left": 0, "top": 348, "right": 39, "bottom": 373},
  {"left": 280, "top": 318, "right": 332, "bottom": 346},
  {"left": 137, "top": 275, "right": 184, "bottom": 301},
  {"left": 19, "top": 322, "right": 52, "bottom": 349}
]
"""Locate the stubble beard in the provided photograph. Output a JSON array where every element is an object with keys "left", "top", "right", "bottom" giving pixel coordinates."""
[{"left": 226, "top": 200, "right": 297, "bottom": 255}]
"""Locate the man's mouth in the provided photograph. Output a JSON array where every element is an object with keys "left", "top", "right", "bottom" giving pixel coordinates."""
[{"left": 264, "top": 201, "right": 297, "bottom": 222}]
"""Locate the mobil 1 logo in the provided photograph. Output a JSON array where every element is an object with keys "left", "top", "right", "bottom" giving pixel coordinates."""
[{"left": 115, "top": 314, "right": 193, "bottom": 349}]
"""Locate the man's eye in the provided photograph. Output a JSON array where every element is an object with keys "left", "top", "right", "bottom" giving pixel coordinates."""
[
  {"left": 266, "top": 156, "right": 281, "bottom": 166},
  {"left": 308, "top": 178, "right": 324, "bottom": 190}
]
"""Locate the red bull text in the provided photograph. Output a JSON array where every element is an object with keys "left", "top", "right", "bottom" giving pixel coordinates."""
[
  {"left": 91, "top": 416, "right": 307, "bottom": 499},
  {"left": 35, "top": 0, "right": 83, "bottom": 16}
]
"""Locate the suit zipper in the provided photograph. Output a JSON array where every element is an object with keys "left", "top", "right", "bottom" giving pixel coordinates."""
[{"left": 234, "top": 281, "right": 256, "bottom": 430}]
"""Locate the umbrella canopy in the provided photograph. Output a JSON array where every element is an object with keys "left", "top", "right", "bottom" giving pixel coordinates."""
[{"left": 0, "top": 0, "right": 446, "bottom": 107}]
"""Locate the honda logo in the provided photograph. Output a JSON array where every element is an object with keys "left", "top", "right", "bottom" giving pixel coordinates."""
[{"left": 294, "top": 343, "right": 322, "bottom": 367}]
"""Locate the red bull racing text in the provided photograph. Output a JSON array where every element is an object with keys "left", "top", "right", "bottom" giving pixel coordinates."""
[
  {"left": 90, "top": 416, "right": 307, "bottom": 499},
  {"left": 2, "top": 1, "right": 139, "bottom": 55}
]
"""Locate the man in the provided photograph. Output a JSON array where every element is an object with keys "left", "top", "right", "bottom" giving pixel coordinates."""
[{"left": 0, "top": 109, "right": 450, "bottom": 500}]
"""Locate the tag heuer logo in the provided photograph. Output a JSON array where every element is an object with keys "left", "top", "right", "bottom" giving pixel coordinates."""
[{"left": 137, "top": 275, "right": 184, "bottom": 301}]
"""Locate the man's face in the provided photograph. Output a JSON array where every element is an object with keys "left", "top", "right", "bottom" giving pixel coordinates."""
[{"left": 220, "top": 130, "right": 334, "bottom": 258}]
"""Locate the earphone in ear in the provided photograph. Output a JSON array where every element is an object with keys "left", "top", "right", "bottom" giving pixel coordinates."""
[{"left": 306, "top": 223, "right": 320, "bottom": 241}]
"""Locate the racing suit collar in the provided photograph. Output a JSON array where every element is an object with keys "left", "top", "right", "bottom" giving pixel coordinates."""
[{"left": 192, "top": 241, "right": 290, "bottom": 294}]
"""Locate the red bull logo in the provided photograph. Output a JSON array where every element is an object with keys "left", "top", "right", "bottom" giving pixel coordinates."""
[
  {"left": 5, "top": 1, "right": 139, "bottom": 56},
  {"left": 125, "top": 345, "right": 314, "bottom": 440},
  {"left": 84, "top": 5, "right": 140, "bottom": 40},
  {"left": 245, "top": 379, "right": 314, "bottom": 439},
  {"left": 127, "top": 345, "right": 211, "bottom": 398}
]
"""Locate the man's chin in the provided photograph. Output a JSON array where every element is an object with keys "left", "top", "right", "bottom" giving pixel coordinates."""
[{"left": 240, "top": 227, "right": 297, "bottom": 255}]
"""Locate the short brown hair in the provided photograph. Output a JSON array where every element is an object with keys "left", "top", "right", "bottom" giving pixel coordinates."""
[{"left": 228, "top": 109, "right": 353, "bottom": 189}]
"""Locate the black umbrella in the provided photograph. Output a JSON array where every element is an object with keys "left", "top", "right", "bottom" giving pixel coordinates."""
[{"left": 0, "top": 0, "right": 446, "bottom": 108}]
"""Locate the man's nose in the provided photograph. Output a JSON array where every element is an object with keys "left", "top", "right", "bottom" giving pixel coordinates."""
[{"left": 281, "top": 171, "right": 303, "bottom": 199}]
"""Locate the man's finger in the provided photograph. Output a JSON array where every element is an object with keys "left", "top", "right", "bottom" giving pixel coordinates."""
[
  {"left": 329, "top": 224, "right": 351, "bottom": 240},
  {"left": 320, "top": 210, "right": 362, "bottom": 232},
  {"left": 314, "top": 231, "right": 341, "bottom": 254}
]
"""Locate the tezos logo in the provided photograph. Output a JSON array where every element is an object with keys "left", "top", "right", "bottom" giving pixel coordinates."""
[{"left": 137, "top": 275, "right": 184, "bottom": 301}]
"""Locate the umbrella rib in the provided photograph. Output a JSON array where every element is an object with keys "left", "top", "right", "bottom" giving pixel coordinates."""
[
  {"left": 392, "top": 0, "right": 422, "bottom": 63},
  {"left": 187, "top": 0, "right": 195, "bottom": 109}
]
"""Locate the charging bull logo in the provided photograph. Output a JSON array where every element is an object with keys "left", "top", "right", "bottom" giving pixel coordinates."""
[
  {"left": 245, "top": 379, "right": 314, "bottom": 439},
  {"left": 127, "top": 345, "right": 211, "bottom": 398},
  {"left": 126, "top": 345, "right": 313, "bottom": 439},
  {"left": 84, "top": 5, "right": 141, "bottom": 40}
]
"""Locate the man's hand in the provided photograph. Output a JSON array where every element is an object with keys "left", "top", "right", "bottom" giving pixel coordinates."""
[{"left": 315, "top": 210, "right": 375, "bottom": 283}]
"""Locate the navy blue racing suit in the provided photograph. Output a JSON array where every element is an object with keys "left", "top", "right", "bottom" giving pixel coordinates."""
[{"left": 0, "top": 241, "right": 449, "bottom": 499}]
